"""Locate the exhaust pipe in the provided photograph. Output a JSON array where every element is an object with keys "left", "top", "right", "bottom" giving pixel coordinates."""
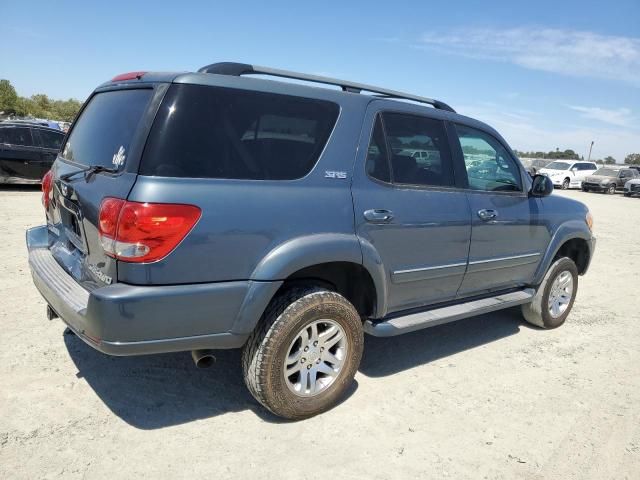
[
  {"left": 191, "top": 349, "right": 216, "bottom": 368},
  {"left": 46, "top": 305, "right": 58, "bottom": 320}
]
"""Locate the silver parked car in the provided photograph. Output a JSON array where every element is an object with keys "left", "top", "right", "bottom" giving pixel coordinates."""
[{"left": 624, "top": 177, "right": 640, "bottom": 197}]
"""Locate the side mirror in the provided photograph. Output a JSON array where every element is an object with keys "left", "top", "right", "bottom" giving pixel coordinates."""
[{"left": 530, "top": 174, "right": 554, "bottom": 197}]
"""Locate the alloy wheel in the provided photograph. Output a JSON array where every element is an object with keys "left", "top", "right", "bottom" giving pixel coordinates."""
[
  {"left": 547, "top": 270, "right": 574, "bottom": 318},
  {"left": 283, "top": 319, "right": 347, "bottom": 397}
]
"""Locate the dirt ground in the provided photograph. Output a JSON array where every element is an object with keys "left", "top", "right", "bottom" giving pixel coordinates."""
[{"left": 0, "top": 186, "right": 638, "bottom": 479}]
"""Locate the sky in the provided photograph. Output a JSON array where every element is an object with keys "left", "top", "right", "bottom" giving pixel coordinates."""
[{"left": 2, "top": 0, "right": 638, "bottom": 161}]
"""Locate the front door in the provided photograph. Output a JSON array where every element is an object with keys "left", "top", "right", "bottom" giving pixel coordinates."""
[
  {"left": 352, "top": 105, "right": 472, "bottom": 316},
  {"left": 451, "top": 123, "right": 550, "bottom": 296}
]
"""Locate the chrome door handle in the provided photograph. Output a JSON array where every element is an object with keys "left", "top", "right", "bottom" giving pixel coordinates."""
[
  {"left": 364, "top": 209, "right": 394, "bottom": 223},
  {"left": 477, "top": 209, "right": 498, "bottom": 221}
]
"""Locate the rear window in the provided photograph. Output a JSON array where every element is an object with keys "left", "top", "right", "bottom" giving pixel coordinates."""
[
  {"left": 140, "top": 84, "right": 340, "bottom": 180},
  {"left": 61, "top": 89, "right": 153, "bottom": 168},
  {"left": 35, "top": 129, "right": 64, "bottom": 150}
]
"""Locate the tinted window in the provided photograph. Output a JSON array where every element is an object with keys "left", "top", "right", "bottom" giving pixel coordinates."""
[
  {"left": 37, "top": 129, "right": 64, "bottom": 150},
  {"left": 365, "top": 115, "right": 390, "bottom": 183},
  {"left": 141, "top": 84, "right": 339, "bottom": 180},
  {"left": 594, "top": 168, "right": 618, "bottom": 176},
  {"left": 382, "top": 113, "right": 454, "bottom": 187},
  {"left": 1, "top": 127, "right": 32, "bottom": 146},
  {"left": 61, "top": 89, "right": 153, "bottom": 168},
  {"left": 545, "top": 161, "right": 571, "bottom": 170},
  {"left": 455, "top": 124, "right": 522, "bottom": 192}
]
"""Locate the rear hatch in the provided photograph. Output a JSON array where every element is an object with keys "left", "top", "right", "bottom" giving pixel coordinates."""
[{"left": 44, "top": 83, "right": 167, "bottom": 290}]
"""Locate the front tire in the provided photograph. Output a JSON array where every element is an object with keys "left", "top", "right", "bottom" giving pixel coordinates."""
[
  {"left": 607, "top": 184, "right": 616, "bottom": 194},
  {"left": 521, "top": 257, "right": 578, "bottom": 329},
  {"left": 562, "top": 178, "right": 570, "bottom": 189},
  {"left": 242, "top": 287, "right": 364, "bottom": 420}
]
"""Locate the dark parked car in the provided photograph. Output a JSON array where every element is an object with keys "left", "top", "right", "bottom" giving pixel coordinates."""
[
  {"left": 0, "top": 123, "right": 64, "bottom": 183},
  {"left": 581, "top": 167, "right": 639, "bottom": 194},
  {"left": 27, "top": 63, "right": 596, "bottom": 419}
]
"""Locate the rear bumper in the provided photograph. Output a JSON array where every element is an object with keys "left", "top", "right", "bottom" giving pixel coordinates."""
[{"left": 27, "top": 226, "right": 253, "bottom": 355}]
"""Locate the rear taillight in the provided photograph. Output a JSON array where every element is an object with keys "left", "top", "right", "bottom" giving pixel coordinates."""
[
  {"left": 42, "top": 170, "right": 53, "bottom": 209},
  {"left": 98, "top": 198, "right": 201, "bottom": 263}
]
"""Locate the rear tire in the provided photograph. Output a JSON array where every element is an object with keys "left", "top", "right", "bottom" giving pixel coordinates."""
[
  {"left": 242, "top": 287, "right": 364, "bottom": 420},
  {"left": 521, "top": 257, "right": 578, "bottom": 329}
]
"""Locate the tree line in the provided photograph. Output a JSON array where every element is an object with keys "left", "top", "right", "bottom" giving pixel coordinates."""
[
  {"left": 0, "top": 79, "right": 83, "bottom": 123},
  {"left": 515, "top": 148, "right": 640, "bottom": 165}
]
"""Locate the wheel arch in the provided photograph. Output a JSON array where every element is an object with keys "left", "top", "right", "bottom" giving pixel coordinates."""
[
  {"left": 231, "top": 234, "right": 388, "bottom": 335},
  {"left": 533, "top": 222, "right": 594, "bottom": 284}
]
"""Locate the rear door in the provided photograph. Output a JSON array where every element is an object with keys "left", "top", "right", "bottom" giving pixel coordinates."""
[
  {"left": 352, "top": 105, "right": 472, "bottom": 315},
  {"left": 618, "top": 169, "right": 634, "bottom": 187},
  {"left": 0, "top": 126, "right": 41, "bottom": 180},
  {"left": 451, "top": 123, "right": 549, "bottom": 296},
  {"left": 47, "top": 85, "right": 165, "bottom": 290},
  {"left": 574, "top": 162, "right": 595, "bottom": 186}
]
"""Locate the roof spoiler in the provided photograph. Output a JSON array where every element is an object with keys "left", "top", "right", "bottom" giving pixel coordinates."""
[{"left": 197, "top": 62, "right": 456, "bottom": 113}]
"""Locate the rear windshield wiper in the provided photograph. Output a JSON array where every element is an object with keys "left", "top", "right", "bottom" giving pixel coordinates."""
[{"left": 60, "top": 165, "right": 119, "bottom": 181}]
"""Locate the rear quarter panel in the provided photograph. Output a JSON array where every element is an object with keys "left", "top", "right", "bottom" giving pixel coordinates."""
[{"left": 119, "top": 91, "right": 368, "bottom": 285}]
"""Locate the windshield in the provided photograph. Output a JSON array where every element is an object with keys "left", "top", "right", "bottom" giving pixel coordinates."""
[
  {"left": 61, "top": 89, "right": 153, "bottom": 168},
  {"left": 545, "top": 161, "right": 571, "bottom": 170},
  {"left": 594, "top": 168, "right": 619, "bottom": 176}
]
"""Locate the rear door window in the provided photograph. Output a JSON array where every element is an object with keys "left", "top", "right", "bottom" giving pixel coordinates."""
[
  {"left": 382, "top": 113, "right": 454, "bottom": 187},
  {"left": 61, "top": 88, "right": 154, "bottom": 168},
  {"left": 365, "top": 112, "right": 455, "bottom": 187},
  {"left": 3, "top": 127, "right": 32, "bottom": 146},
  {"left": 140, "top": 84, "right": 339, "bottom": 180}
]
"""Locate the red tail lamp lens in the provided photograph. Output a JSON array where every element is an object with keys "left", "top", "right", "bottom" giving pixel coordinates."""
[
  {"left": 98, "top": 198, "right": 201, "bottom": 263},
  {"left": 42, "top": 170, "right": 53, "bottom": 209}
]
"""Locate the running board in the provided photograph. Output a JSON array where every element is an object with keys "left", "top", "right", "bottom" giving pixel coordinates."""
[{"left": 364, "top": 289, "right": 535, "bottom": 337}]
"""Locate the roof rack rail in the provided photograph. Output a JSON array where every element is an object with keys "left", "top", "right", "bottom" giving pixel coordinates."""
[{"left": 197, "top": 62, "right": 456, "bottom": 113}]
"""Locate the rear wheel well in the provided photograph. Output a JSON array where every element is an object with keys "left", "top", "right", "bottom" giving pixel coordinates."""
[
  {"left": 554, "top": 238, "right": 590, "bottom": 274},
  {"left": 278, "top": 262, "right": 377, "bottom": 318}
]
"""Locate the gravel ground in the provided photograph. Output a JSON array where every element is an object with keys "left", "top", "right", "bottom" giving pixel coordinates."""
[{"left": 1, "top": 186, "right": 639, "bottom": 479}]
